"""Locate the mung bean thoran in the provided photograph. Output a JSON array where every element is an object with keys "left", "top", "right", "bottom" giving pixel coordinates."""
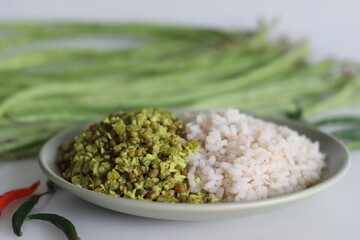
[{"left": 57, "top": 109, "right": 218, "bottom": 203}]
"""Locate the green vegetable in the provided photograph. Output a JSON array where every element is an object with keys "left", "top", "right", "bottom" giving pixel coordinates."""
[
  {"left": 12, "top": 195, "right": 39, "bottom": 236},
  {"left": 302, "top": 75, "right": 360, "bottom": 119},
  {"left": 57, "top": 109, "right": 217, "bottom": 203},
  {"left": 347, "top": 140, "right": 360, "bottom": 149},
  {"left": 12, "top": 192, "right": 53, "bottom": 236},
  {"left": 310, "top": 115, "right": 360, "bottom": 150},
  {"left": 25, "top": 213, "right": 80, "bottom": 240},
  {"left": 313, "top": 116, "right": 360, "bottom": 126},
  {"left": 0, "top": 22, "right": 360, "bottom": 158},
  {"left": 9, "top": 181, "right": 79, "bottom": 240},
  {"left": 334, "top": 129, "right": 360, "bottom": 140}
]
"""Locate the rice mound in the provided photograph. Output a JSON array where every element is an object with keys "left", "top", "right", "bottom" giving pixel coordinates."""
[{"left": 182, "top": 109, "right": 326, "bottom": 202}]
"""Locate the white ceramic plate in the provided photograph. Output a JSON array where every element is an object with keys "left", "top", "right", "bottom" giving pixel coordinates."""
[{"left": 39, "top": 117, "right": 350, "bottom": 221}]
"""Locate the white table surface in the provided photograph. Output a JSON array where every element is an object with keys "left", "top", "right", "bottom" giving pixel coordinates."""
[{"left": 0, "top": 145, "right": 359, "bottom": 240}]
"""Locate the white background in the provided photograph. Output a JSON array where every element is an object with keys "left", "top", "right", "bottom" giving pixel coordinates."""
[{"left": 0, "top": 1, "right": 360, "bottom": 240}]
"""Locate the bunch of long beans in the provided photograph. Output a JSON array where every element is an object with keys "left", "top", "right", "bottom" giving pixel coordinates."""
[{"left": 0, "top": 22, "right": 359, "bottom": 159}]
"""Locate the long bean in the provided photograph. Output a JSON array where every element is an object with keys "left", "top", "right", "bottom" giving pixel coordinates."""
[
  {"left": 302, "top": 76, "right": 360, "bottom": 118},
  {"left": 0, "top": 43, "right": 289, "bottom": 119},
  {"left": 0, "top": 23, "right": 233, "bottom": 50},
  {"left": 69, "top": 41, "right": 308, "bottom": 108},
  {"left": 313, "top": 116, "right": 360, "bottom": 126},
  {"left": 0, "top": 130, "right": 62, "bottom": 153},
  {"left": 7, "top": 41, "right": 306, "bottom": 114},
  {"left": 347, "top": 141, "right": 360, "bottom": 150},
  {"left": 1, "top": 23, "right": 360, "bottom": 157},
  {"left": 0, "top": 143, "right": 44, "bottom": 160},
  {"left": 0, "top": 27, "right": 252, "bottom": 84},
  {"left": 189, "top": 60, "right": 335, "bottom": 109},
  {"left": 334, "top": 129, "right": 360, "bottom": 140},
  {"left": 5, "top": 44, "right": 287, "bottom": 109}
]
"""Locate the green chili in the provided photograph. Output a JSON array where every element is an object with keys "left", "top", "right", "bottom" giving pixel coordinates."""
[
  {"left": 12, "top": 191, "right": 54, "bottom": 236},
  {"left": 25, "top": 213, "right": 80, "bottom": 240},
  {"left": 12, "top": 194, "right": 40, "bottom": 236},
  {"left": 10, "top": 181, "right": 79, "bottom": 240}
]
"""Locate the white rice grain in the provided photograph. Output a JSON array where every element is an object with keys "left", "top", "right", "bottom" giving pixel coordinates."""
[{"left": 182, "top": 109, "right": 326, "bottom": 202}]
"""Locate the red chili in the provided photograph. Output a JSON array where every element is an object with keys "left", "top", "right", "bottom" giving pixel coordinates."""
[{"left": 0, "top": 181, "right": 40, "bottom": 214}]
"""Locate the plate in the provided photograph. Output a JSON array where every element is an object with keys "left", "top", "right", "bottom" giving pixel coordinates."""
[{"left": 38, "top": 117, "right": 350, "bottom": 221}]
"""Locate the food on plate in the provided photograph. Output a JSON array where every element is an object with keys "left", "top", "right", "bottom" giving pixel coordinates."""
[
  {"left": 182, "top": 109, "right": 325, "bottom": 202},
  {"left": 57, "top": 108, "right": 326, "bottom": 203},
  {"left": 57, "top": 109, "right": 217, "bottom": 203}
]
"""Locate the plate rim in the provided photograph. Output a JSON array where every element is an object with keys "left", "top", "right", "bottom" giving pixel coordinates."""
[{"left": 38, "top": 117, "right": 351, "bottom": 217}]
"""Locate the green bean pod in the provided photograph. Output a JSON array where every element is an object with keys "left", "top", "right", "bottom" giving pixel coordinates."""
[
  {"left": 313, "top": 116, "right": 360, "bottom": 126},
  {"left": 347, "top": 140, "right": 360, "bottom": 149},
  {"left": 334, "top": 129, "right": 360, "bottom": 141}
]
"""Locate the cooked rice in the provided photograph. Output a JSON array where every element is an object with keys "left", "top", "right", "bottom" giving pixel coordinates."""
[{"left": 182, "top": 109, "right": 325, "bottom": 202}]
